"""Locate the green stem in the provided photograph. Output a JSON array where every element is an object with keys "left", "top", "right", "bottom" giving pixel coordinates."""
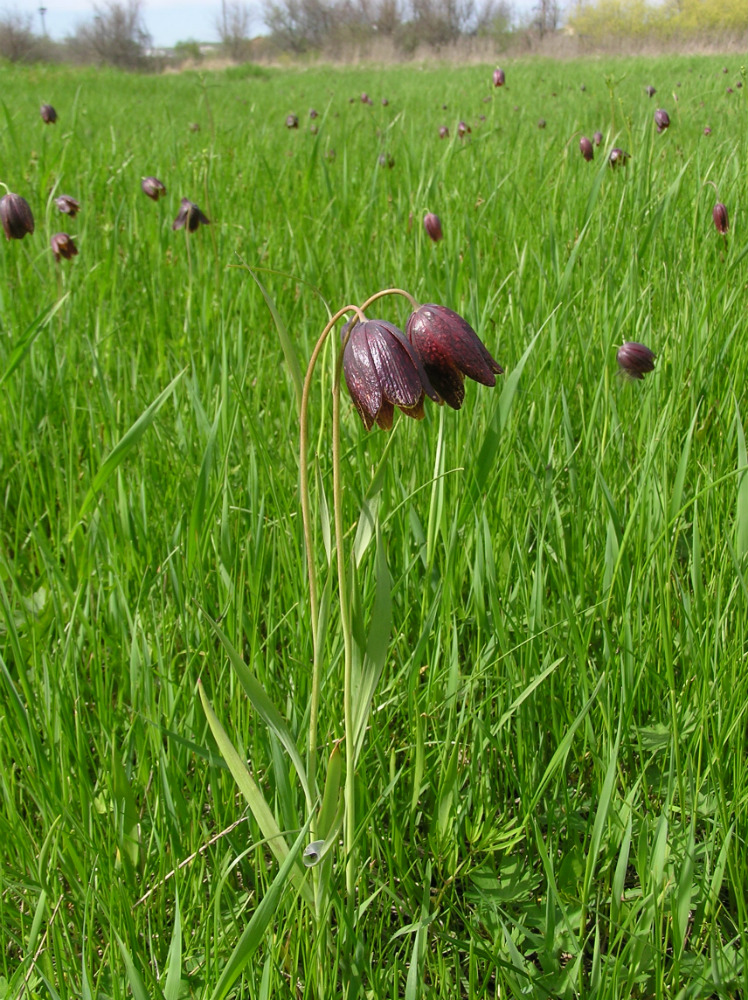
[{"left": 300, "top": 304, "right": 365, "bottom": 805}]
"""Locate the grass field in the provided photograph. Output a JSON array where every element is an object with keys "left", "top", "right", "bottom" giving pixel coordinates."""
[{"left": 0, "top": 53, "right": 747, "bottom": 999}]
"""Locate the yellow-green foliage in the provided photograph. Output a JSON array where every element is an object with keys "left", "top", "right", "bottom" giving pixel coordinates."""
[{"left": 569, "top": 0, "right": 748, "bottom": 40}]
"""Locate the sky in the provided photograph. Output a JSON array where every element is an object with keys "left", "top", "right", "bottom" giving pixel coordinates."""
[{"left": 20, "top": 0, "right": 537, "bottom": 49}]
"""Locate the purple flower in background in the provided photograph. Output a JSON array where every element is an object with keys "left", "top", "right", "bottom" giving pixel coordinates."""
[
  {"left": 0, "top": 192, "right": 34, "bottom": 239},
  {"left": 617, "top": 342, "right": 656, "bottom": 380},
  {"left": 172, "top": 198, "right": 210, "bottom": 232}
]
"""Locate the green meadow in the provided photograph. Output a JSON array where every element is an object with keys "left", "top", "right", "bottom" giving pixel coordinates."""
[{"left": 0, "top": 53, "right": 746, "bottom": 998}]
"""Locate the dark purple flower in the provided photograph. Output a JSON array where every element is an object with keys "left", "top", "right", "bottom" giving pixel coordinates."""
[
  {"left": 493, "top": 67, "right": 505, "bottom": 87},
  {"left": 361, "top": 92, "right": 372, "bottom": 104},
  {"left": 646, "top": 85, "right": 656, "bottom": 98},
  {"left": 537, "top": 118, "right": 546, "bottom": 128},
  {"left": 40, "top": 103, "right": 57, "bottom": 124},
  {"left": 439, "top": 125, "right": 449, "bottom": 139},
  {"left": 406, "top": 304, "right": 503, "bottom": 410},
  {"left": 381, "top": 97, "right": 389, "bottom": 106},
  {"left": 342, "top": 319, "right": 439, "bottom": 430},
  {"left": 703, "top": 126, "right": 712, "bottom": 136},
  {"left": 579, "top": 136, "right": 593, "bottom": 161},
  {"left": 55, "top": 195, "right": 80, "bottom": 217},
  {"left": 457, "top": 120, "right": 470, "bottom": 138},
  {"left": 423, "top": 212, "right": 442, "bottom": 242},
  {"left": 617, "top": 342, "right": 656, "bottom": 380},
  {"left": 0, "top": 192, "right": 34, "bottom": 240},
  {"left": 593, "top": 130, "right": 603, "bottom": 145},
  {"left": 726, "top": 87, "right": 734, "bottom": 94},
  {"left": 50, "top": 232, "right": 78, "bottom": 261},
  {"left": 141, "top": 177, "right": 167, "bottom": 201},
  {"left": 609, "top": 147, "right": 630, "bottom": 168},
  {"left": 286, "top": 114, "right": 299, "bottom": 129},
  {"left": 172, "top": 197, "right": 210, "bottom": 232},
  {"left": 654, "top": 108, "right": 670, "bottom": 132},
  {"left": 309, "top": 108, "right": 318, "bottom": 118},
  {"left": 737, "top": 81, "right": 743, "bottom": 89},
  {"left": 713, "top": 203, "right": 729, "bottom": 235}
]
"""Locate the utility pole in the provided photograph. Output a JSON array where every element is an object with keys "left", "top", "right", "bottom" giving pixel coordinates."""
[{"left": 39, "top": 7, "right": 48, "bottom": 36}]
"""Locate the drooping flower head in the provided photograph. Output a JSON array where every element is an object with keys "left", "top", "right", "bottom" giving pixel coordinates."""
[
  {"left": 406, "top": 304, "right": 503, "bottom": 410},
  {"left": 141, "top": 177, "right": 167, "bottom": 201},
  {"left": 55, "top": 195, "right": 80, "bottom": 217},
  {"left": 609, "top": 147, "right": 630, "bottom": 168},
  {"left": 423, "top": 212, "right": 443, "bottom": 242},
  {"left": 579, "top": 136, "right": 594, "bottom": 161},
  {"left": 617, "top": 341, "right": 656, "bottom": 380},
  {"left": 50, "top": 232, "right": 78, "bottom": 261},
  {"left": 172, "top": 198, "right": 210, "bottom": 232},
  {"left": 342, "top": 319, "right": 440, "bottom": 431},
  {"left": 713, "top": 203, "right": 729, "bottom": 235},
  {"left": 0, "top": 192, "right": 34, "bottom": 240},
  {"left": 654, "top": 108, "right": 670, "bottom": 133},
  {"left": 40, "top": 104, "right": 57, "bottom": 124},
  {"left": 493, "top": 67, "right": 505, "bottom": 87}
]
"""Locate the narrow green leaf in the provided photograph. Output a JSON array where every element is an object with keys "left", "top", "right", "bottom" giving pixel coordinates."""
[
  {"left": 78, "top": 369, "right": 186, "bottom": 521},
  {"left": 209, "top": 818, "right": 311, "bottom": 1000},
  {"left": 202, "top": 613, "right": 311, "bottom": 808},
  {"left": 669, "top": 405, "right": 700, "bottom": 523},
  {"left": 187, "top": 402, "right": 222, "bottom": 571},
  {"left": 114, "top": 931, "right": 162, "bottom": 1000},
  {"left": 163, "top": 889, "right": 182, "bottom": 1000},
  {"left": 0, "top": 297, "right": 69, "bottom": 388},
  {"left": 735, "top": 402, "right": 748, "bottom": 560}
]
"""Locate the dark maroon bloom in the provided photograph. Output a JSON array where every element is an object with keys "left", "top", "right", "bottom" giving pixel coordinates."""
[
  {"left": 457, "top": 121, "right": 470, "bottom": 138},
  {"left": 286, "top": 114, "right": 299, "bottom": 129},
  {"left": 593, "top": 130, "right": 603, "bottom": 145},
  {"left": 737, "top": 81, "right": 743, "bottom": 89},
  {"left": 361, "top": 92, "right": 372, "bottom": 104},
  {"left": 172, "top": 198, "right": 210, "bottom": 232},
  {"left": 646, "top": 85, "right": 656, "bottom": 98},
  {"left": 654, "top": 108, "right": 670, "bottom": 132},
  {"left": 309, "top": 108, "right": 318, "bottom": 118},
  {"left": 378, "top": 152, "right": 394, "bottom": 168},
  {"left": 40, "top": 103, "right": 57, "bottom": 124},
  {"left": 439, "top": 125, "right": 449, "bottom": 139},
  {"left": 579, "top": 136, "right": 593, "bottom": 161},
  {"left": 141, "top": 176, "right": 166, "bottom": 201},
  {"left": 423, "top": 212, "right": 442, "bottom": 242},
  {"left": 50, "top": 232, "right": 78, "bottom": 261},
  {"left": 381, "top": 97, "right": 389, "bottom": 106},
  {"left": 0, "top": 192, "right": 34, "bottom": 240},
  {"left": 342, "top": 319, "right": 439, "bottom": 431},
  {"left": 617, "top": 342, "right": 656, "bottom": 380},
  {"left": 493, "top": 67, "right": 505, "bottom": 87},
  {"left": 406, "top": 304, "right": 503, "bottom": 410},
  {"left": 722, "top": 66, "right": 728, "bottom": 73},
  {"left": 713, "top": 203, "right": 729, "bottom": 235},
  {"left": 537, "top": 118, "right": 546, "bottom": 129},
  {"left": 609, "top": 147, "right": 630, "bottom": 168},
  {"left": 55, "top": 195, "right": 80, "bottom": 217},
  {"left": 703, "top": 126, "right": 712, "bottom": 136},
  {"left": 726, "top": 87, "right": 734, "bottom": 94}
]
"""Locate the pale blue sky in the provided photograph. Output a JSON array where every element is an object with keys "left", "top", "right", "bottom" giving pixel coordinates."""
[{"left": 22, "top": 0, "right": 537, "bottom": 48}]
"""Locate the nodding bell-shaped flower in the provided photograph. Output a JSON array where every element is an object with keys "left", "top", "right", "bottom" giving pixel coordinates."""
[
  {"left": 172, "top": 197, "right": 210, "bottom": 232},
  {"left": 617, "top": 341, "right": 656, "bottom": 380},
  {"left": 457, "top": 120, "right": 470, "bottom": 139},
  {"left": 142, "top": 176, "right": 166, "bottom": 201},
  {"left": 654, "top": 108, "right": 670, "bottom": 132},
  {"left": 439, "top": 125, "right": 449, "bottom": 139},
  {"left": 406, "top": 304, "right": 503, "bottom": 410},
  {"left": 423, "top": 212, "right": 443, "bottom": 242},
  {"left": 493, "top": 67, "right": 505, "bottom": 87},
  {"left": 286, "top": 113, "right": 299, "bottom": 129},
  {"left": 713, "top": 203, "right": 729, "bottom": 234},
  {"left": 0, "top": 192, "right": 34, "bottom": 240},
  {"left": 55, "top": 195, "right": 80, "bottom": 217},
  {"left": 579, "top": 136, "right": 594, "bottom": 161},
  {"left": 40, "top": 103, "right": 57, "bottom": 124},
  {"left": 342, "top": 319, "right": 440, "bottom": 431},
  {"left": 609, "top": 147, "right": 630, "bottom": 168},
  {"left": 50, "top": 232, "right": 78, "bottom": 261},
  {"left": 646, "top": 85, "right": 656, "bottom": 98},
  {"left": 593, "top": 130, "right": 603, "bottom": 145}
]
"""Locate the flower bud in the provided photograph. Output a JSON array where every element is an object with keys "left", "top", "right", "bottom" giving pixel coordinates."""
[
  {"left": 439, "top": 125, "right": 449, "bottom": 139},
  {"left": 423, "top": 212, "right": 442, "bottom": 242},
  {"left": 285, "top": 114, "right": 299, "bottom": 129},
  {"left": 50, "top": 232, "right": 78, "bottom": 261},
  {"left": 0, "top": 192, "right": 34, "bottom": 240},
  {"left": 40, "top": 103, "right": 57, "bottom": 124},
  {"left": 654, "top": 108, "right": 670, "bottom": 132},
  {"left": 55, "top": 195, "right": 80, "bottom": 217},
  {"left": 493, "top": 67, "right": 505, "bottom": 87},
  {"left": 579, "top": 136, "right": 593, "bottom": 161},
  {"left": 703, "top": 126, "right": 712, "bottom": 136},
  {"left": 617, "top": 342, "right": 656, "bottom": 380},
  {"left": 713, "top": 203, "right": 729, "bottom": 235},
  {"left": 141, "top": 176, "right": 167, "bottom": 201}
]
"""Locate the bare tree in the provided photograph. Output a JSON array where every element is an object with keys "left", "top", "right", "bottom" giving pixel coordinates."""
[
  {"left": 69, "top": 0, "right": 152, "bottom": 69},
  {"left": 215, "top": 0, "right": 253, "bottom": 60},
  {"left": 0, "top": 8, "right": 40, "bottom": 61},
  {"left": 262, "top": 0, "right": 336, "bottom": 52},
  {"left": 532, "top": 0, "right": 558, "bottom": 35}
]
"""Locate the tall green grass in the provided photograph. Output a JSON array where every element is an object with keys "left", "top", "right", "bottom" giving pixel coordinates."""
[{"left": 0, "top": 54, "right": 746, "bottom": 998}]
